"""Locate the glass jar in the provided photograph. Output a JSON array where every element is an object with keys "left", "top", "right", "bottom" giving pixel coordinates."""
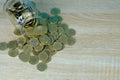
[{"left": 3, "top": 0, "right": 39, "bottom": 34}]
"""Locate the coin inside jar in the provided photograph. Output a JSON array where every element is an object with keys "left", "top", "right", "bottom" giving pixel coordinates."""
[
  {"left": 24, "top": 19, "right": 37, "bottom": 29},
  {"left": 26, "top": 19, "right": 37, "bottom": 26},
  {"left": 20, "top": 11, "right": 38, "bottom": 28},
  {"left": 13, "top": 1, "right": 25, "bottom": 12},
  {"left": 13, "top": 1, "right": 22, "bottom": 9}
]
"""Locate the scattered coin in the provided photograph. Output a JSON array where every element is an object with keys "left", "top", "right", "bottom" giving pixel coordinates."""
[
  {"left": 36, "top": 62, "right": 47, "bottom": 71},
  {"left": 38, "top": 51, "right": 49, "bottom": 61},
  {"left": 29, "top": 56, "right": 39, "bottom": 65},
  {"left": 51, "top": 8, "right": 61, "bottom": 15},
  {"left": 52, "top": 41, "right": 63, "bottom": 51},
  {"left": 8, "top": 40, "right": 18, "bottom": 49},
  {"left": 23, "top": 44, "right": 33, "bottom": 54},
  {"left": 48, "top": 24, "right": 58, "bottom": 33},
  {"left": 67, "top": 37, "right": 76, "bottom": 45},
  {"left": 66, "top": 28, "right": 76, "bottom": 37},
  {"left": 19, "top": 52, "right": 30, "bottom": 62},
  {"left": 8, "top": 48, "right": 19, "bottom": 57},
  {"left": 28, "top": 38, "right": 39, "bottom": 47},
  {"left": 0, "top": 42, "right": 8, "bottom": 50}
]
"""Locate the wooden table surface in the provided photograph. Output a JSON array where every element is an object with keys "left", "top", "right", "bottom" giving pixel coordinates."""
[{"left": 0, "top": 0, "right": 120, "bottom": 80}]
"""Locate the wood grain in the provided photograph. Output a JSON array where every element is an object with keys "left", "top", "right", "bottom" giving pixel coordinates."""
[{"left": 0, "top": 0, "right": 120, "bottom": 80}]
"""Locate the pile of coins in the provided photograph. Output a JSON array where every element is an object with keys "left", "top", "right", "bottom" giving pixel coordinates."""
[{"left": 0, "top": 1, "right": 76, "bottom": 71}]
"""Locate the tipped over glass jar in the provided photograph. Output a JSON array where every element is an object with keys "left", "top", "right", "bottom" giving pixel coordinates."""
[{"left": 3, "top": 0, "right": 39, "bottom": 34}]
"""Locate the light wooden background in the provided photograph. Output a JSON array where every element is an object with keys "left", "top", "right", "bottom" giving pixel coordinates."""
[{"left": 0, "top": 0, "right": 120, "bottom": 80}]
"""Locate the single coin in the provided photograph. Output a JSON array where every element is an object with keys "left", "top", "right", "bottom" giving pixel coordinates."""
[
  {"left": 8, "top": 40, "right": 18, "bottom": 49},
  {"left": 0, "top": 42, "right": 8, "bottom": 50},
  {"left": 33, "top": 26, "right": 42, "bottom": 36},
  {"left": 34, "top": 43, "right": 44, "bottom": 52},
  {"left": 59, "top": 34, "right": 68, "bottom": 44},
  {"left": 39, "top": 35, "right": 51, "bottom": 45},
  {"left": 38, "top": 51, "right": 49, "bottom": 61},
  {"left": 23, "top": 44, "right": 33, "bottom": 54},
  {"left": 67, "top": 37, "right": 76, "bottom": 45},
  {"left": 34, "top": 26, "right": 48, "bottom": 35},
  {"left": 44, "top": 49, "right": 53, "bottom": 57},
  {"left": 56, "top": 16, "right": 63, "bottom": 23},
  {"left": 48, "top": 34, "right": 55, "bottom": 44},
  {"left": 57, "top": 27, "right": 64, "bottom": 36},
  {"left": 59, "top": 23, "right": 68, "bottom": 31},
  {"left": 48, "top": 24, "right": 58, "bottom": 33},
  {"left": 42, "top": 56, "right": 52, "bottom": 63},
  {"left": 18, "top": 52, "right": 30, "bottom": 62},
  {"left": 49, "top": 16, "right": 62, "bottom": 23},
  {"left": 33, "top": 26, "right": 48, "bottom": 36},
  {"left": 29, "top": 56, "right": 39, "bottom": 65},
  {"left": 28, "top": 38, "right": 39, "bottom": 47},
  {"left": 17, "top": 37, "right": 26, "bottom": 45},
  {"left": 51, "top": 8, "right": 61, "bottom": 15},
  {"left": 48, "top": 16, "right": 59, "bottom": 23},
  {"left": 8, "top": 48, "right": 19, "bottom": 57},
  {"left": 52, "top": 41, "right": 63, "bottom": 51},
  {"left": 40, "top": 12, "right": 49, "bottom": 19},
  {"left": 66, "top": 28, "right": 76, "bottom": 37},
  {"left": 51, "top": 32, "right": 59, "bottom": 40},
  {"left": 36, "top": 62, "right": 47, "bottom": 71},
  {"left": 24, "top": 29, "right": 35, "bottom": 38}
]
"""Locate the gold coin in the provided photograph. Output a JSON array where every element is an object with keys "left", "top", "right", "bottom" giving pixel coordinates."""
[
  {"left": 36, "top": 62, "right": 47, "bottom": 71},
  {"left": 29, "top": 56, "right": 39, "bottom": 65},
  {"left": 0, "top": 42, "right": 8, "bottom": 50},
  {"left": 18, "top": 52, "right": 30, "bottom": 62}
]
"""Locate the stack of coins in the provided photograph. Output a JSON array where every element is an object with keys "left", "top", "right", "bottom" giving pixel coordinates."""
[{"left": 0, "top": 1, "right": 76, "bottom": 72}]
